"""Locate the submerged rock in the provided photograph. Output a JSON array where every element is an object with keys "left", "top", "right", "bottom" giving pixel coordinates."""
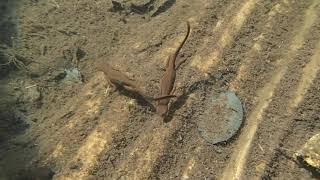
[
  {"left": 295, "top": 133, "right": 320, "bottom": 173},
  {"left": 197, "top": 91, "right": 243, "bottom": 144},
  {"left": 63, "top": 68, "right": 83, "bottom": 84},
  {"left": 23, "top": 85, "right": 41, "bottom": 103}
]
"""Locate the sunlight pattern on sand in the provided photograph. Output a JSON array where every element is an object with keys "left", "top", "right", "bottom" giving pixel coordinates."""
[
  {"left": 181, "top": 1, "right": 289, "bottom": 178},
  {"left": 229, "top": 2, "right": 289, "bottom": 91},
  {"left": 191, "top": 0, "right": 261, "bottom": 71},
  {"left": 113, "top": 119, "right": 180, "bottom": 179},
  {"left": 221, "top": 0, "right": 320, "bottom": 179},
  {"left": 58, "top": 99, "right": 129, "bottom": 179}
]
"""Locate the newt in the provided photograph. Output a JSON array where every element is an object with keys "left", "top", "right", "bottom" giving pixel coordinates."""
[
  {"left": 96, "top": 62, "right": 141, "bottom": 91},
  {"left": 156, "top": 21, "right": 191, "bottom": 118},
  {"left": 96, "top": 62, "right": 176, "bottom": 102}
]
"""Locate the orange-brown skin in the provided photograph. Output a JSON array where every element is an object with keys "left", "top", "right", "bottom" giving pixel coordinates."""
[
  {"left": 97, "top": 62, "right": 177, "bottom": 102},
  {"left": 96, "top": 62, "right": 139, "bottom": 90},
  {"left": 156, "top": 21, "right": 191, "bottom": 118}
]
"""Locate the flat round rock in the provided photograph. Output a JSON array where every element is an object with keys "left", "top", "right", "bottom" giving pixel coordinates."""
[{"left": 197, "top": 91, "right": 243, "bottom": 144}]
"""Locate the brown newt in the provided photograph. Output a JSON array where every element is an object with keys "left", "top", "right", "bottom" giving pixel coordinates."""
[
  {"left": 156, "top": 21, "right": 191, "bottom": 118},
  {"left": 96, "top": 62, "right": 176, "bottom": 102}
]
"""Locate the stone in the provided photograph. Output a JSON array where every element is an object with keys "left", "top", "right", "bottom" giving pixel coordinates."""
[
  {"left": 197, "top": 91, "right": 243, "bottom": 144},
  {"left": 295, "top": 133, "right": 320, "bottom": 172},
  {"left": 23, "top": 85, "right": 41, "bottom": 103}
]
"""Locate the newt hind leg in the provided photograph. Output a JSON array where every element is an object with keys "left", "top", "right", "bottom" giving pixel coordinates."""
[{"left": 106, "top": 79, "right": 117, "bottom": 89}]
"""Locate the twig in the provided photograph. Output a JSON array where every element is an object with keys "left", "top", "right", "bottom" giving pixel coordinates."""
[{"left": 25, "top": 85, "right": 37, "bottom": 89}]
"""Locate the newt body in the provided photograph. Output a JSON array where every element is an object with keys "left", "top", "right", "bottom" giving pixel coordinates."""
[{"left": 96, "top": 62, "right": 140, "bottom": 91}]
